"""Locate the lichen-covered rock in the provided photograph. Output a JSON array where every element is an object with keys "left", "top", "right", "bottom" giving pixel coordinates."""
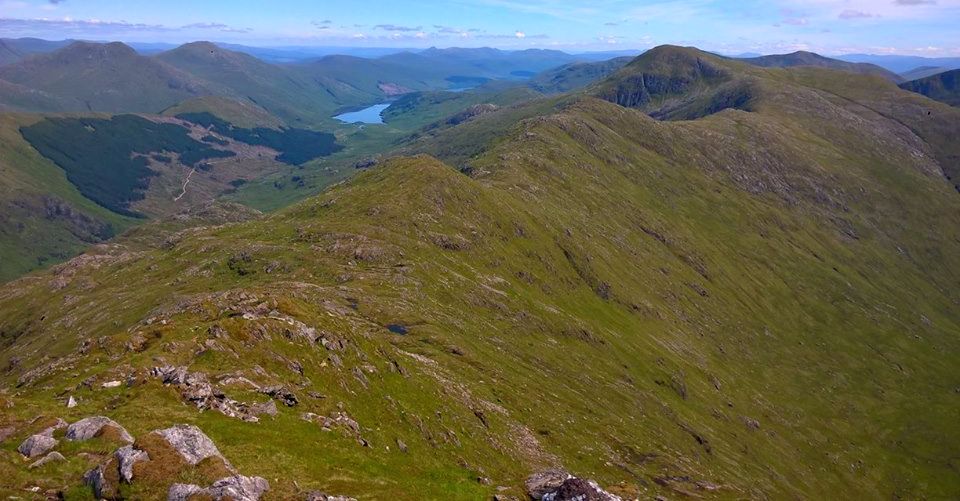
[
  {"left": 152, "top": 366, "right": 260, "bottom": 422},
  {"left": 18, "top": 434, "right": 57, "bottom": 458},
  {"left": 526, "top": 469, "right": 570, "bottom": 500},
  {"left": 66, "top": 416, "right": 134, "bottom": 442},
  {"left": 543, "top": 477, "right": 622, "bottom": 501},
  {"left": 526, "top": 470, "right": 622, "bottom": 501},
  {"left": 167, "top": 483, "right": 204, "bottom": 501},
  {"left": 250, "top": 399, "right": 278, "bottom": 417},
  {"left": 29, "top": 451, "right": 66, "bottom": 468},
  {"left": 84, "top": 465, "right": 113, "bottom": 500},
  {"left": 168, "top": 475, "right": 269, "bottom": 501},
  {"left": 154, "top": 424, "right": 230, "bottom": 467},
  {"left": 260, "top": 385, "right": 298, "bottom": 406},
  {"left": 115, "top": 444, "right": 150, "bottom": 483}
]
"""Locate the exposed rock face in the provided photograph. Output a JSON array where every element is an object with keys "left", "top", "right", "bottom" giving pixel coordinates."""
[
  {"left": 301, "top": 410, "right": 367, "bottom": 446},
  {"left": 260, "top": 385, "right": 298, "bottom": 407},
  {"left": 168, "top": 475, "right": 270, "bottom": 501},
  {"left": 155, "top": 424, "right": 230, "bottom": 467},
  {"left": 153, "top": 365, "right": 250, "bottom": 420},
  {"left": 544, "top": 478, "right": 622, "bottom": 501},
  {"left": 18, "top": 434, "right": 58, "bottom": 458},
  {"left": 526, "top": 470, "right": 571, "bottom": 500},
  {"left": 66, "top": 416, "right": 134, "bottom": 442},
  {"left": 526, "top": 470, "right": 622, "bottom": 501},
  {"left": 83, "top": 465, "right": 110, "bottom": 500},
  {"left": 249, "top": 399, "right": 278, "bottom": 417},
  {"left": 29, "top": 451, "right": 66, "bottom": 469},
  {"left": 115, "top": 444, "right": 150, "bottom": 482},
  {"left": 167, "top": 483, "right": 205, "bottom": 501}
]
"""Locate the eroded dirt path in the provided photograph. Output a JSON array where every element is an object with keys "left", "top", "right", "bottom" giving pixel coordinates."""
[{"left": 174, "top": 168, "right": 196, "bottom": 202}]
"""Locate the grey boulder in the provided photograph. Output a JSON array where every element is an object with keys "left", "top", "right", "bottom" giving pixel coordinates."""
[
  {"left": 66, "top": 416, "right": 134, "bottom": 443},
  {"left": 29, "top": 451, "right": 66, "bottom": 469},
  {"left": 154, "top": 424, "right": 231, "bottom": 468},
  {"left": 168, "top": 475, "right": 269, "bottom": 501},
  {"left": 115, "top": 444, "right": 150, "bottom": 483},
  {"left": 18, "top": 434, "right": 58, "bottom": 458},
  {"left": 84, "top": 465, "right": 110, "bottom": 500}
]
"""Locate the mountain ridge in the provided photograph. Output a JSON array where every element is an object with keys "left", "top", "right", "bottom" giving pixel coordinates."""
[{"left": 2, "top": 43, "right": 959, "bottom": 499}]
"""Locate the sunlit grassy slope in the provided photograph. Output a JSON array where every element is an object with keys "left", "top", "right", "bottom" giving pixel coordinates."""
[{"left": 1, "top": 47, "right": 959, "bottom": 500}]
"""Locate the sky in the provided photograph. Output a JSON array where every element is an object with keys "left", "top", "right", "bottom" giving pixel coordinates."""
[{"left": 0, "top": 0, "right": 958, "bottom": 56}]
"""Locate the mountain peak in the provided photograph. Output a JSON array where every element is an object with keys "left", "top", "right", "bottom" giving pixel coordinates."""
[
  {"left": 176, "top": 41, "right": 220, "bottom": 52},
  {"left": 60, "top": 40, "right": 138, "bottom": 59},
  {"left": 741, "top": 50, "right": 902, "bottom": 82}
]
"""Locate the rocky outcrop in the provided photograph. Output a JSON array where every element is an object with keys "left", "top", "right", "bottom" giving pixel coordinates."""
[
  {"left": 152, "top": 366, "right": 258, "bottom": 421},
  {"left": 526, "top": 470, "right": 622, "bottom": 501},
  {"left": 260, "top": 385, "right": 298, "bottom": 407},
  {"left": 154, "top": 424, "right": 230, "bottom": 467},
  {"left": 249, "top": 399, "right": 278, "bottom": 417},
  {"left": 18, "top": 434, "right": 58, "bottom": 458},
  {"left": 152, "top": 366, "right": 297, "bottom": 421},
  {"left": 66, "top": 416, "right": 134, "bottom": 443},
  {"left": 301, "top": 410, "right": 368, "bottom": 446},
  {"left": 115, "top": 444, "right": 149, "bottom": 482},
  {"left": 168, "top": 475, "right": 270, "bottom": 501},
  {"left": 84, "top": 465, "right": 111, "bottom": 499},
  {"left": 29, "top": 451, "right": 65, "bottom": 469}
]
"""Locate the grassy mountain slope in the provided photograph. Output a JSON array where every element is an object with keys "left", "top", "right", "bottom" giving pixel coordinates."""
[
  {"left": 293, "top": 53, "right": 460, "bottom": 100},
  {"left": 0, "top": 113, "right": 135, "bottom": 282},
  {"left": 899, "top": 69, "right": 960, "bottom": 107},
  {"left": 0, "top": 42, "right": 212, "bottom": 113},
  {"left": 0, "top": 41, "right": 21, "bottom": 67},
  {"left": 741, "top": 51, "right": 904, "bottom": 83},
  {"left": 156, "top": 42, "right": 351, "bottom": 125},
  {"left": 0, "top": 79, "right": 76, "bottom": 112},
  {"left": 529, "top": 57, "right": 632, "bottom": 94},
  {"left": 161, "top": 96, "right": 286, "bottom": 129},
  {"left": 900, "top": 65, "right": 949, "bottom": 81},
  {"left": 2, "top": 46, "right": 960, "bottom": 500},
  {"left": 0, "top": 38, "right": 74, "bottom": 67}
]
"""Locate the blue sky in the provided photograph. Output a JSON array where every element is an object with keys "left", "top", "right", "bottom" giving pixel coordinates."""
[{"left": 0, "top": 0, "right": 958, "bottom": 55}]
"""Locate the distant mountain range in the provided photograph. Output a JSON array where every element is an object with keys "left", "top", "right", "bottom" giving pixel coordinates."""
[
  {"left": 3, "top": 37, "right": 959, "bottom": 74},
  {"left": 0, "top": 40, "right": 592, "bottom": 120},
  {"left": 738, "top": 51, "right": 904, "bottom": 82},
  {"left": 837, "top": 53, "right": 960, "bottom": 74}
]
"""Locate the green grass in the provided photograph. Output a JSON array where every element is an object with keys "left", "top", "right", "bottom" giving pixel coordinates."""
[
  {"left": 2, "top": 48, "right": 960, "bottom": 500},
  {"left": 0, "top": 113, "right": 136, "bottom": 282}
]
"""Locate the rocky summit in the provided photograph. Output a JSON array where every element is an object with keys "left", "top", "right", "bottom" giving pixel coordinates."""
[{"left": 0, "top": 8, "right": 959, "bottom": 500}]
